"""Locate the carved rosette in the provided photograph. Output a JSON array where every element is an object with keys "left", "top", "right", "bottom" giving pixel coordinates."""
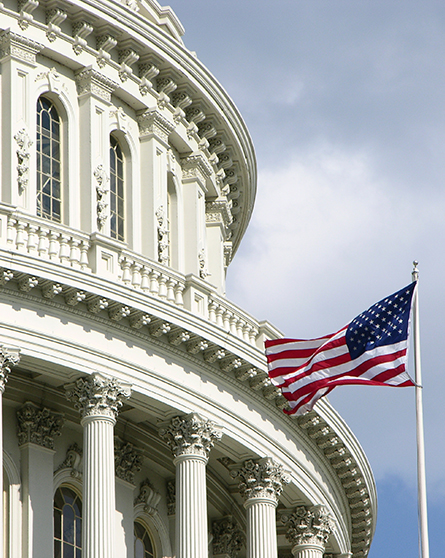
[
  {"left": 114, "top": 437, "right": 143, "bottom": 484},
  {"left": 0, "top": 346, "right": 20, "bottom": 392},
  {"left": 284, "top": 505, "right": 335, "bottom": 550},
  {"left": 16, "top": 401, "right": 63, "bottom": 450},
  {"left": 233, "top": 457, "right": 290, "bottom": 504},
  {"left": 134, "top": 479, "right": 161, "bottom": 515},
  {"left": 212, "top": 516, "right": 245, "bottom": 558},
  {"left": 159, "top": 413, "right": 222, "bottom": 460},
  {"left": 65, "top": 373, "right": 131, "bottom": 420}
]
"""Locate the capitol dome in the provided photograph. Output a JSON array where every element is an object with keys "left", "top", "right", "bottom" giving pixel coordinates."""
[{"left": 0, "top": 1, "right": 376, "bottom": 557}]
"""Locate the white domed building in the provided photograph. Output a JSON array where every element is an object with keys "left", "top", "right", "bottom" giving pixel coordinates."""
[{"left": 0, "top": 1, "right": 376, "bottom": 558}]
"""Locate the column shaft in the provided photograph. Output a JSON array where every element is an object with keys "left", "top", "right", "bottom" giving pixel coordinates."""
[
  {"left": 292, "top": 544, "right": 324, "bottom": 558},
  {"left": 245, "top": 497, "right": 278, "bottom": 558},
  {"left": 82, "top": 415, "right": 115, "bottom": 558},
  {"left": 175, "top": 454, "right": 208, "bottom": 558}
]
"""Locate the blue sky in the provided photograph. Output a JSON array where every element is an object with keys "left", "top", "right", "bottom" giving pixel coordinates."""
[{"left": 169, "top": 2, "right": 445, "bottom": 556}]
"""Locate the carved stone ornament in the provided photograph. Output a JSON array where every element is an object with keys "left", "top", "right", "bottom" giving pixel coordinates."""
[
  {"left": 0, "top": 30, "right": 42, "bottom": 63},
  {"left": 135, "top": 479, "right": 162, "bottom": 515},
  {"left": 206, "top": 200, "right": 233, "bottom": 230},
  {"left": 35, "top": 67, "right": 62, "bottom": 93},
  {"left": 166, "top": 479, "right": 176, "bottom": 515},
  {"left": 156, "top": 206, "right": 169, "bottom": 265},
  {"left": 72, "top": 21, "right": 93, "bottom": 55},
  {"left": 212, "top": 516, "right": 245, "bottom": 558},
  {"left": 94, "top": 164, "right": 109, "bottom": 229},
  {"left": 18, "top": 0, "right": 39, "bottom": 31},
  {"left": 283, "top": 505, "right": 335, "bottom": 549},
  {"left": 159, "top": 413, "right": 223, "bottom": 459},
  {"left": 56, "top": 442, "right": 83, "bottom": 478},
  {"left": 119, "top": 0, "right": 140, "bottom": 12},
  {"left": 16, "top": 401, "right": 63, "bottom": 450},
  {"left": 14, "top": 128, "right": 33, "bottom": 193},
  {"left": 232, "top": 457, "right": 290, "bottom": 503},
  {"left": 114, "top": 437, "right": 143, "bottom": 484},
  {"left": 65, "top": 373, "right": 131, "bottom": 420},
  {"left": 137, "top": 108, "right": 175, "bottom": 144},
  {"left": 75, "top": 68, "right": 118, "bottom": 103},
  {"left": 46, "top": 8, "right": 67, "bottom": 42},
  {"left": 96, "top": 34, "right": 117, "bottom": 68},
  {"left": 198, "top": 249, "right": 210, "bottom": 279},
  {"left": 138, "top": 62, "right": 159, "bottom": 96},
  {"left": 0, "top": 346, "right": 20, "bottom": 392},
  {"left": 181, "top": 153, "right": 212, "bottom": 185}
]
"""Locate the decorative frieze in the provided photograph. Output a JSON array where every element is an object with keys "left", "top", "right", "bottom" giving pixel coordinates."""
[
  {"left": 0, "top": 346, "right": 20, "bottom": 392},
  {"left": 212, "top": 516, "right": 245, "bottom": 558},
  {"left": 14, "top": 128, "right": 32, "bottom": 193},
  {"left": 186, "top": 338, "right": 209, "bottom": 354},
  {"left": 56, "top": 442, "right": 83, "bottom": 478},
  {"left": 65, "top": 373, "right": 131, "bottom": 420},
  {"left": 72, "top": 21, "right": 93, "bottom": 55},
  {"left": 75, "top": 67, "right": 118, "bottom": 103},
  {"left": 114, "top": 438, "right": 143, "bottom": 483},
  {"left": 159, "top": 413, "right": 222, "bottom": 459},
  {"left": 137, "top": 108, "right": 175, "bottom": 144},
  {"left": 135, "top": 479, "right": 161, "bottom": 514},
  {"left": 16, "top": 401, "right": 63, "bottom": 449},
  {"left": 232, "top": 458, "right": 289, "bottom": 503},
  {"left": 283, "top": 505, "right": 335, "bottom": 550}
]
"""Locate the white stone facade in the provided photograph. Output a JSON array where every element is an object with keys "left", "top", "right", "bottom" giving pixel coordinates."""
[{"left": 0, "top": 1, "right": 376, "bottom": 557}]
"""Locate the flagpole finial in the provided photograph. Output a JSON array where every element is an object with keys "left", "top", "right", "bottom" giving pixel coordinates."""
[{"left": 412, "top": 260, "right": 419, "bottom": 282}]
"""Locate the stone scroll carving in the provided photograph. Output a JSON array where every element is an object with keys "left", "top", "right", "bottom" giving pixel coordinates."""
[
  {"left": 0, "top": 346, "right": 20, "bottom": 392},
  {"left": 56, "top": 443, "right": 83, "bottom": 478},
  {"left": 135, "top": 479, "right": 161, "bottom": 515}
]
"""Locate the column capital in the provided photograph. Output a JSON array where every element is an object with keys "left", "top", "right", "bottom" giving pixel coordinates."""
[
  {"left": 159, "top": 412, "right": 222, "bottom": 460},
  {"left": 65, "top": 373, "right": 131, "bottom": 421},
  {"left": 16, "top": 401, "right": 63, "bottom": 450},
  {"left": 232, "top": 457, "right": 290, "bottom": 505},
  {"left": 212, "top": 515, "right": 245, "bottom": 558},
  {"left": 283, "top": 504, "right": 335, "bottom": 551},
  {"left": 0, "top": 346, "right": 20, "bottom": 392},
  {"left": 0, "top": 30, "right": 43, "bottom": 65},
  {"left": 137, "top": 107, "right": 175, "bottom": 145}
]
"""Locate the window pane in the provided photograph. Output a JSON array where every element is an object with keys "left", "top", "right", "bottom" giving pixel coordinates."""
[
  {"left": 54, "top": 539, "right": 61, "bottom": 558},
  {"left": 63, "top": 542, "right": 74, "bottom": 558},
  {"left": 54, "top": 508, "right": 62, "bottom": 540},
  {"left": 135, "top": 538, "right": 144, "bottom": 558},
  {"left": 76, "top": 517, "right": 81, "bottom": 546},
  {"left": 63, "top": 505, "right": 75, "bottom": 543},
  {"left": 42, "top": 110, "right": 50, "bottom": 131}
]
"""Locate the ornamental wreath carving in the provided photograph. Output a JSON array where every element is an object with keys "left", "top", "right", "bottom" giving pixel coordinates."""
[
  {"left": 16, "top": 401, "right": 63, "bottom": 449},
  {"left": 159, "top": 413, "right": 222, "bottom": 459},
  {"left": 231, "top": 457, "right": 290, "bottom": 503},
  {"left": 65, "top": 373, "right": 131, "bottom": 419},
  {"left": 283, "top": 505, "right": 335, "bottom": 548}
]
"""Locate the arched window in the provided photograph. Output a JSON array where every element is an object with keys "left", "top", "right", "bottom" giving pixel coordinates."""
[
  {"left": 36, "top": 96, "right": 61, "bottom": 222},
  {"left": 54, "top": 486, "right": 82, "bottom": 558},
  {"left": 109, "top": 135, "right": 125, "bottom": 241},
  {"left": 134, "top": 520, "right": 155, "bottom": 558}
]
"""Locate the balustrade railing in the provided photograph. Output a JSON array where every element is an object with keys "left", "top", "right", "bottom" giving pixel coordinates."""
[{"left": 0, "top": 206, "right": 272, "bottom": 349}]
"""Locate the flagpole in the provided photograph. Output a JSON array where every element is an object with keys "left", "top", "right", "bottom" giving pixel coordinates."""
[{"left": 412, "top": 261, "right": 429, "bottom": 558}]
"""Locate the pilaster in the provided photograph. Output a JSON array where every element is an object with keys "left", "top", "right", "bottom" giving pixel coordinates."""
[
  {"left": 233, "top": 458, "right": 289, "bottom": 558},
  {"left": 75, "top": 67, "right": 118, "bottom": 235},
  {"left": 17, "top": 401, "right": 63, "bottom": 558},
  {"left": 205, "top": 199, "right": 233, "bottom": 293},
  {"left": 66, "top": 373, "right": 131, "bottom": 558},
  {"left": 159, "top": 413, "right": 222, "bottom": 558}
]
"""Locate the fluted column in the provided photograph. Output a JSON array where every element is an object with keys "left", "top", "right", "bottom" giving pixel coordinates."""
[
  {"left": 283, "top": 505, "right": 335, "bottom": 558},
  {"left": 0, "top": 347, "right": 19, "bottom": 556},
  {"left": 66, "top": 373, "right": 131, "bottom": 558},
  {"left": 234, "top": 458, "right": 289, "bottom": 558},
  {"left": 159, "top": 413, "right": 222, "bottom": 558}
]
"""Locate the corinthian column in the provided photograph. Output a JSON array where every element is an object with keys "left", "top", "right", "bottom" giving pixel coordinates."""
[
  {"left": 284, "top": 505, "right": 335, "bottom": 558},
  {"left": 159, "top": 413, "right": 222, "bottom": 558},
  {"left": 66, "top": 373, "right": 131, "bottom": 558},
  {"left": 0, "top": 347, "right": 20, "bottom": 556},
  {"left": 234, "top": 458, "right": 289, "bottom": 558}
]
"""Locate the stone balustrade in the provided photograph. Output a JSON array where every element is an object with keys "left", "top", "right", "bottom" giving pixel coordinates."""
[{"left": 0, "top": 205, "right": 274, "bottom": 349}]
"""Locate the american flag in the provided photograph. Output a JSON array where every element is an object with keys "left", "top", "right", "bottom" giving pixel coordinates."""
[{"left": 265, "top": 283, "right": 416, "bottom": 416}]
